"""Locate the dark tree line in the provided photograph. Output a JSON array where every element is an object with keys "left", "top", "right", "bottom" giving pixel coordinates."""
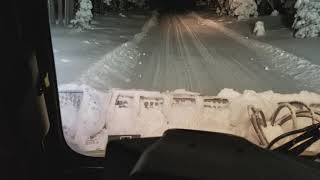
[
  {"left": 48, "top": 0, "right": 75, "bottom": 25},
  {"left": 48, "top": 0, "right": 150, "bottom": 25}
]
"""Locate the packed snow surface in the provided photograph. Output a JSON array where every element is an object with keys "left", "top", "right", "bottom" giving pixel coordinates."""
[
  {"left": 193, "top": 13, "right": 320, "bottom": 92},
  {"left": 91, "top": 12, "right": 314, "bottom": 95},
  {"left": 59, "top": 85, "right": 320, "bottom": 155}
]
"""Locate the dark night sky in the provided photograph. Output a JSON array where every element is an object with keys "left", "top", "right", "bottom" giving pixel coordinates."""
[{"left": 150, "top": 0, "right": 196, "bottom": 10}]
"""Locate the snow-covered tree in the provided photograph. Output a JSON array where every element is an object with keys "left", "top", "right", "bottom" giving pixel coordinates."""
[
  {"left": 104, "top": 0, "right": 112, "bottom": 6},
  {"left": 71, "top": 0, "right": 93, "bottom": 30},
  {"left": 295, "top": 0, "right": 309, "bottom": 8},
  {"left": 270, "top": 9, "right": 279, "bottom": 16},
  {"left": 119, "top": 0, "right": 127, "bottom": 11},
  {"left": 292, "top": 0, "right": 320, "bottom": 38},
  {"left": 103, "top": 0, "right": 147, "bottom": 11},
  {"left": 128, "top": 0, "right": 146, "bottom": 8},
  {"left": 228, "top": 0, "right": 258, "bottom": 20},
  {"left": 215, "top": 0, "right": 229, "bottom": 15}
]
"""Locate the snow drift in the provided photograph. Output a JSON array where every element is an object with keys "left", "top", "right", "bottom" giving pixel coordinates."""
[{"left": 80, "top": 11, "right": 159, "bottom": 91}]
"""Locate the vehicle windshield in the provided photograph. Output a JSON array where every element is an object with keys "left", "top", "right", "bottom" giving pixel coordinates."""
[{"left": 49, "top": 0, "right": 320, "bottom": 156}]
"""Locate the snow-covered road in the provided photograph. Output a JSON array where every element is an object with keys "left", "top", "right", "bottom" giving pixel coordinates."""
[{"left": 130, "top": 13, "right": 306, "bottom": 95}]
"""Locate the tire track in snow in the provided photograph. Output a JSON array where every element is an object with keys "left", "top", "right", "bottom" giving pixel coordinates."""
[
  {"left": 132, "top": 13, "right": 306, "bottom": 94},
  {"left": 179, "top": 14, "right": 307, "bottom": 93},
  {"left": 177, "top": 16, "right": 235, "bottom": 89},
  {"left": 192, "top": 13, "right": 320, "bottom": 92},
  {"left": 151, "top": 15, "right": 194, "bottom": 90},
  {"left": 173, "top": 16, "right": 196, "bottom": 91},
  {"left": 176, "top": 15, "right": 274, "bottom": 92}
]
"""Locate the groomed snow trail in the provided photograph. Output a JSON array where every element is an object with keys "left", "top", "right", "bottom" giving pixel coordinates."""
[
  {"left": 131, "top": 13, "right": 309, "bottom": 95},
  {"left": 59, "top": 13, "right": 320, "bottom": 155}
]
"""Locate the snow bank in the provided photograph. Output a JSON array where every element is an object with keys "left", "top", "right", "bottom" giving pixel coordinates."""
[
  {"left": 80, "top": 11, "right": 158, "bottom": 91},
  {"left": 59, "top": 86, "right": 320, "bottom": 154},
  {"left": 134, "top": 11, "right": 159, "bottom": 43},
  {"left": 192, "top": 13, "right": 320, "bottom": 92},
  {"left": 293, "top": 0, "right": 320, "bottom": 38},
  {"left": 228, "top": 0, "right": 258, "bottom": 20}
]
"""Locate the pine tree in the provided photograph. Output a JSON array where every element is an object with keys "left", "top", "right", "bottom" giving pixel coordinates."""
[{"left": 71, "top": 0, "right": 93, "bottom": 30}]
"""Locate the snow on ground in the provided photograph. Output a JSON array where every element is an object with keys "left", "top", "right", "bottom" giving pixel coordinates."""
[
  {"left": 194, "top": 13, "right": 320, "bottom": 92},
  {"left": 130, "top": 13, "right": 306, "bottom": 94},
  {"left": 79, "top": 11, "right": 159, "bottom": 91},
  {"left": 56, "top": 11, "right": 160, "bottom": 153},
  {"left": 51, "top": 12, "right": 149, "bottom": 84},
  {"left": 200, "top": 13, "right": 320, "bottom": 65},
  {"left": 59, "top": 84, "right": 320, "bottom": 156},
  {"left": 55, "top": 11, "right": 320, "bottom": 155}
]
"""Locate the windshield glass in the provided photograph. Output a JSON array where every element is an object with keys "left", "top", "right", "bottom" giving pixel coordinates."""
[{"left": 49, "top": 0, "right": 320, "bottom": 156}]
